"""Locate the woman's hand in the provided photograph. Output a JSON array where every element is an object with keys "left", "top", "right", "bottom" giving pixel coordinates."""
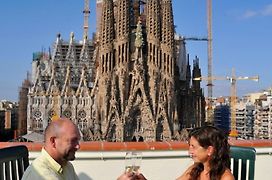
[
  {"left": 117, "top": 172, "right": 147, "bottom": 180},
  {"left": 134, "top": 173, "right": 147, "bottom": 180},
  {"left": 117, "top": 172, "right": 134, "bottom": 180}
]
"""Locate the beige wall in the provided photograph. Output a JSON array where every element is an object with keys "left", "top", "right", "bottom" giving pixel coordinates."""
[{"left": 28, "top": 147, "right": 272, "bottom": 180}]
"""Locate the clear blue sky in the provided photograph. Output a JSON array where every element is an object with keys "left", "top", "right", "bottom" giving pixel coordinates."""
[{"left": 0, "top": 0, "right": 271, "bottom": 101}]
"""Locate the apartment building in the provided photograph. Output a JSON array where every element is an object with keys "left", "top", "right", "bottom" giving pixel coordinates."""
[
  {"left": 0, "top": 100, "right": 18, "bottom": 141},
  {"left": 254, "top": 89, "right": 272, "bottom": 139}
]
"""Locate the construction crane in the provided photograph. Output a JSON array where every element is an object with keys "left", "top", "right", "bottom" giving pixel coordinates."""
[
  {"left": 179, "top": 0, "right": 213, "bottom": 123},
  {"left": 194, "top": 68, "right": 259, "bottom": 137},
  {"left": 179, "top": 36, "right": 208, "bottom": 42},
  {"left": 83, "top": 0, "right": 90, "bottom": 38},
  {"left": 206, "top": 0, "right": 213, "bottom": 124}
]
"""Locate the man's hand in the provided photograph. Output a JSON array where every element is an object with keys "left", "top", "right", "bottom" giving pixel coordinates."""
[{"left": 117, "top": 172, "right": 134, "bottom": 180}]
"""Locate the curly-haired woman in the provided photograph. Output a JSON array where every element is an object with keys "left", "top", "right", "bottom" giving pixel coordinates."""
[{"left": 176, "top": 126, "right": 234, "bottom": 180}]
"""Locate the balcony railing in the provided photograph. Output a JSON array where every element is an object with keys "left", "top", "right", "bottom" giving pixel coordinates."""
[{"left": 0, "top": 140, "right": 271, "bottom": 180}]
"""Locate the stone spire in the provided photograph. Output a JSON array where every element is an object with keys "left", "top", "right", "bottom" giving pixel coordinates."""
[
  {"left": 98, "top": 0, "right": 114, "bottom": 74},
  {"left": 80, "top": 35, "right": 91, "bottom": 61},
  {"left": 192, "top": 56, "right": 201, "bottom": 91},
  {"left": 99, "top": 0, "right": 114, "bottom": 51},
  {"left": 76, "top": 66, "right": 90, "bottom": 97},
  {"left": 161, "top": 0, "right": 175, "bottom": 76},
  {"left": 146, "top": 0, "right": 162, "bottom": 116},
  {"left": 161, "top": 0, "right": 174, "bottom": 50},
  {"left": 146, "top": 0, "right": 161, "bottom": 43},
  {"left": 114, "top": 0, "right": 132, "bottom": 113},
  {"left": 95, "top": 0, "right": 115, "bottom": 137},
  {"left": 52, "top": 33, "right": 63, "bottom": 61},
  {"left": 177, "top": 37, "right": 188, "bottom": 80},
  {"left": 61, "top": 65, "right": 72, "bottom": 96},
  {"left": 115, "top": 0, "right": 130, "bottom": 40},
  {"left": 157, "top": 0, "right": 176, "bottom": 140},
  {"left": 66, "top": 32, "right": 76, "bottom": 62}
]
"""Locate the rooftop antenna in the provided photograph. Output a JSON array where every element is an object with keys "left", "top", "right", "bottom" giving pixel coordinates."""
[{"left": 83, "top": 0, "right": 90, "bottom": 39}]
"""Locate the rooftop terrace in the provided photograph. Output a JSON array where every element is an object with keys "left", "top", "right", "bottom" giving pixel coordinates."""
[{"left": 0, "top": 140, "right": 271, "bottom": 180}]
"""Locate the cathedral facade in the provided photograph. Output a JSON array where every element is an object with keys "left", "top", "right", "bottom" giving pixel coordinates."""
[{"left": 27, "top": 0, "right": 205, "bottom": 142}]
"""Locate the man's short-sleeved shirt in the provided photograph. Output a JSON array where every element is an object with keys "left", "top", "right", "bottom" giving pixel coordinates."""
[{"left": 22, "top": 148, "right": 79, "bottom": 180}]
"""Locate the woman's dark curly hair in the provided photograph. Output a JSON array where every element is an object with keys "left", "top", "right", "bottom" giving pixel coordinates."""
[{"left": 188, "top": 126, "right": 231, "bottom": 180}]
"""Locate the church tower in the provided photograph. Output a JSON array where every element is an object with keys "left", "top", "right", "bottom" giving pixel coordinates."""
[
  {"left": 27, "top": 0, "right": 205, "bottom": 142},
  {"left": 93, "top": 0, "right": 185, "bottom": 141}
]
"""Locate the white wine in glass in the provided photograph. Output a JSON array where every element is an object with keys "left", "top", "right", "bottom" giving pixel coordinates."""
[{"left": 125, "top": 151, "right": 142, "bottom": 173}]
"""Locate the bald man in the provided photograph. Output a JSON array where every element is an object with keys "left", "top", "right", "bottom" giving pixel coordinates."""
[
  {"left": 22, "top": 118, "right": 81, "bottom": 180},
  {"left": 22, "top": 118, "right": 143, "bottom": 180}
]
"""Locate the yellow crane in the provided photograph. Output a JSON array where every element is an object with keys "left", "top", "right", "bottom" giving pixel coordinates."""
[{"left": 194, "top": 68, "right": 259, "bottom": 137}]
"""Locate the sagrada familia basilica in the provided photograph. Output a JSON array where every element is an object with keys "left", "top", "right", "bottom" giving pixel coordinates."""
[{"left": 27, "top": 0, "right": 205, "bottom": 142}]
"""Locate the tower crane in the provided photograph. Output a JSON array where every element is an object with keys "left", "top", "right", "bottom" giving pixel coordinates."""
[
  {"left": 83, "top": 0, "right": 90, "bottom": 38},
  {"left": 194, "top": 68, "right": 259, "bottom": 137},
  {"left": 206, "top": 0, "right": 213, "bottom": 124},
  {"left": 177, "top": 0, "right": 213, "bottom": 123},
  {"left": 179, "top": 36, "right": 208, "bottom": 42}
]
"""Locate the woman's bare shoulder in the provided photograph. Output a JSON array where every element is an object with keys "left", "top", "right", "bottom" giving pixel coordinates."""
[
  {"left": 221, "top": 169, "right": 235, "bottom": 180},
  {"left": 176, "top": 164, "right": 195, "bottom": 180}
]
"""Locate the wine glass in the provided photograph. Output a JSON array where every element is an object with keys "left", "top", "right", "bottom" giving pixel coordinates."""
[{"left": 125, "top": 151, "right": 142, "bottom": 173}]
